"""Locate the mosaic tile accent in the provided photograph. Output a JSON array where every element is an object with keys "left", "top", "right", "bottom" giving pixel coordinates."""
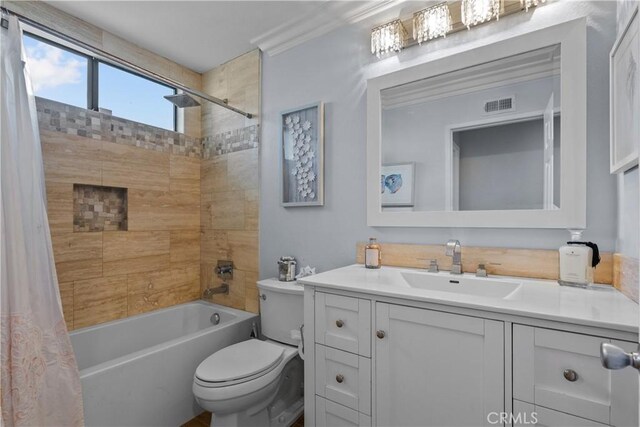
[
  {"left": 615, "top": 254, "right": 639, "bottom": 303},
  {"left": 35, "top": 97, "right": 201, "bottom": 158},
  {"left": 202, "top": 124, "right": 260, "bottom": 159},
  {"left": 73, "top": 184, "right": 128, "bottom": 232}
]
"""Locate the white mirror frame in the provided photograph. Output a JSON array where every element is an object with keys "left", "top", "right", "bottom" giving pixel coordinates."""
[{"left": 367, "top": 18, "right": 587, "bottom": 228}]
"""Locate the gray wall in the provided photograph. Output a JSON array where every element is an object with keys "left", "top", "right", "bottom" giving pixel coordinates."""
[
  {"left": 458, "top": 119, "right": 544, "bottom": 211},
  {"left": 381, "top": 77, "right": 559, "bottom": 211},
  {"left": 260, "top": 1, "right": 618, "bottom": 278}
]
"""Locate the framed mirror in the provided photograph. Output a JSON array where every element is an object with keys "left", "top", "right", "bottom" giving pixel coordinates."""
[{"left": 367, "top": 18, "right": 587, "bottom": 228}]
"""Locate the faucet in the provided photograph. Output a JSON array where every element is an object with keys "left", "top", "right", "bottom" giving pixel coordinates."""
[
  {"left": 445, "top": 240, "right": 462, "bottom": 275},
  {"left": 203, "top": 283, "right": 229, "bottom": 298}
]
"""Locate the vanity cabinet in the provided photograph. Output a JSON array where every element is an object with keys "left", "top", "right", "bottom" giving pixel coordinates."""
[
  {"left": 306, "top": 289, "right": 638, "bottom": 427},
  {"left": 375, "top": 303, "right": 504, "bottom": 427},
  {"left": 513, "top": 325, "right": 638, "bottom": 427}
]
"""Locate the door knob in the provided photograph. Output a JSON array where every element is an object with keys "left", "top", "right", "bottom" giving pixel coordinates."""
[
  {"left": 600, "top": 343, "right": 640, "bottom": 371},
  {"left": 376, "top": 330, "right": 385, "bottom": 339},
  {"left": 336, "top": 319, "right": 344, "bottom": 328},
  {"left": 336, "top": 374, "right": 344, "bottom": 383}
]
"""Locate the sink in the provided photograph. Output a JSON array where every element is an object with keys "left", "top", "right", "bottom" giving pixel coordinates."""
[{"left": 400, "top": 271, "right": 521, "bottom": 299}]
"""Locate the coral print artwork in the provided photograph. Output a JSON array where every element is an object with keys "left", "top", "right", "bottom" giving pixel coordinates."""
[{"left": 281, "top": 103, "right": 324, "bottom": 206}]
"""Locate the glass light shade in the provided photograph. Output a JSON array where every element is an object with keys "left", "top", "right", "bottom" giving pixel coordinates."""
[
  {"left": 460, "top": 0, "right": 500, "bottom": 29},
  {"left": 371, "top": 20, "right": 407, "bottom": 58},
  {"left": 413, "top": 3, "right": 452, "bottom": 44},
  {"left": 521, "top": 0, "right": 545, "bottom": 12}
]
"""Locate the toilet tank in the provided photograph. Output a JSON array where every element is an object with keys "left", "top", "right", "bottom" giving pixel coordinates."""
[{"left": 257, "top": 279, "right": 304, "bottom": 346}]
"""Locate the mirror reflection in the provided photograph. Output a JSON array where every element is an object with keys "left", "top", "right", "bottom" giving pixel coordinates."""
[{"left": 381, "top": 44, "right": 561, "bottom": 212}]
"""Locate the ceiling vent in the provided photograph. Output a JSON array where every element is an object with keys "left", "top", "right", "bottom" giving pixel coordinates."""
[{"left": 483, "top": 96, "right": 515, "bottom": 114}]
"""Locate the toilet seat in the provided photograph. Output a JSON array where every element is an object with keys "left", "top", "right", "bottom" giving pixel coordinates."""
[
  {"left": 193, "top": 339, "right": 299, "bottom": 402},
  {"left": 195, "top": 340, "right": 285, "bottom": 387}
]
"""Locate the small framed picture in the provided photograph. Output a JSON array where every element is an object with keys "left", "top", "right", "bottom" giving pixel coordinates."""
[
  {"left": 281, "top": 102, "right": 324, "bottom": 207},
  {"left": 381, "top": 163, "right": 415, "bottom": 207},
  {"left": 610, "top": 5, "right": 639, "bottom": 174}
]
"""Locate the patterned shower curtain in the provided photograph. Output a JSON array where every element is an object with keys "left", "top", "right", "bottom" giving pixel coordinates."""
[{"left": 1, "top": 15, "right": 84, "bottom": 427}]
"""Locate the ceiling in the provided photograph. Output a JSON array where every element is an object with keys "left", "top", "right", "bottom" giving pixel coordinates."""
[{"left": 44, "top": 0, "right": 409, "bottom": 73}]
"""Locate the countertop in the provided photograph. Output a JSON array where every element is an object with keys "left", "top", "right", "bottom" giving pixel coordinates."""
[{"left": 298, "top": 264, "right": 639, "bottom": 334}]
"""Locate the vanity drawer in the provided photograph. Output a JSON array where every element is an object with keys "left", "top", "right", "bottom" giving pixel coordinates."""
[
  {"left": 315, "top": 292, "right": 371, "bottom": 356},
  {"left": 315, "top": 344, "right": 371, "bottom": 415},
  {"left": 513, "top": 400, "right": 608, "bottom": 427},
  {"left": 513, "top": 325, "right": 638, "bottom": 426},
  {"left": 315, "top": 396, "right": 371, "bottom": 427}
]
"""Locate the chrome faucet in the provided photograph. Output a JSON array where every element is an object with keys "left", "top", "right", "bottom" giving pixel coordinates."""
[
  {"left": 445, "top": 240, "right": 462, "bottom": 275},
  {"left": 203, "top": 283, "right": 229, "bottom": 298}
]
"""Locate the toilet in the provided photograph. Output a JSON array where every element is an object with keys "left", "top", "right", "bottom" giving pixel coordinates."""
[{"left": 193, "top": 279, "right": 304, "bottom": 427}]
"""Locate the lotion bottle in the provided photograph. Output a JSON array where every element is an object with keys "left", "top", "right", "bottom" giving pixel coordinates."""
[
  {"left": 365, "top": 238, "right": 382, "bottom": 269},
  {"left": 558, "top": 229, "right": 600, "bottom": 287}
]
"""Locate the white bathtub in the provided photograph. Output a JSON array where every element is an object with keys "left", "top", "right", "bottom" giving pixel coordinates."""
[{"left": 70, "top": 301, "right": 258, "bottom": 427}]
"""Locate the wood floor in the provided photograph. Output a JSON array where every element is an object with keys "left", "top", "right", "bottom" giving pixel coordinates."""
[
  {"left": 181, "top": 411, "right": 212, "bottom": 427},
  {"left": 181, "top": 412, "right": 304, "bottom": 427}
]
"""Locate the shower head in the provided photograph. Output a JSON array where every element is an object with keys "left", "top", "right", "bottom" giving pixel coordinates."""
[{"left": 164, "top": 93, "right": 201, "bottom": 108}]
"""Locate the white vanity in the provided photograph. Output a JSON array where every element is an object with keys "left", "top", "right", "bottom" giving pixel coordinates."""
[{"left": 299, "top": 265, "right": 639, "bottom": 427}]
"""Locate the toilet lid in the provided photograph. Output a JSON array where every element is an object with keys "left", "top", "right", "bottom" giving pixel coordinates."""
[{"left": 195, "top": 340, "right": 285, "bottom": 383}]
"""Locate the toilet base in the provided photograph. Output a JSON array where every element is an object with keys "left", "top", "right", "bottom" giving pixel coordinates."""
[
  {"left": 209, "top": 398, "right": 302, "bottom": 427},
  {"left": 201, "top": 356, "right": 304, "bottom": 427},
  {"left": 210, "top": 409, "right": 270, "bottom": 427}
]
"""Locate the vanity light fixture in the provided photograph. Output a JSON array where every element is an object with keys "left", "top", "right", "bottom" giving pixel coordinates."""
[
  {"left": 371, "top": 19, "right": 407, "bottom": 58},
  {"left": 521, "top": 0, "right": 546, "bottom": 12},
  {"left": 460, "top": 0, "right": 501, "bottom": 29},
  {"left": 413, "top": 2, "right": 452, "bottom": 44}
]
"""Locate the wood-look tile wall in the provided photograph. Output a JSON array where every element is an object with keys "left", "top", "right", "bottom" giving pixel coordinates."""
[
  {"left": 613, "top": 254, "right": 639, "bottom": 303},
  {"left": 356, "top": 242, "right": 615, "bottom": 285},
  {"left": 43, "top": 125, "right": 201, "bottom": 331},
  {"left": 200, "top": 50, "right": 261, "bottom": 313}
]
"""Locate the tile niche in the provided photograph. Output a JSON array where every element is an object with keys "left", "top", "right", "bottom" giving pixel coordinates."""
[{"left": 73, "top": 184, "right": 128, "bottom": 232}]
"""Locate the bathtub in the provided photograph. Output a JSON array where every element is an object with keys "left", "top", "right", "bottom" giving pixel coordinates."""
[{"left": 70, "top": 300, "right": 258, "bottom": 427}]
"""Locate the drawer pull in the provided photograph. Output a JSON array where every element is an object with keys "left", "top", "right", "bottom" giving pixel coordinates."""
[
  {"left": 376, "top": 330, "right": 386, "bottom": 339},
  {"left": 336, "top": 319, "right": 344, "bottom": 328},
  {"left": 335, "top": 374, "right": 345, "bottom": 383},
  {"left": 563, "top": 369, "right": 578, "bottom": 382}
]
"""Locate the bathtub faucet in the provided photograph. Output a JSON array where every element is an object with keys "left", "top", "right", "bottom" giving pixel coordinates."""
[{"left": 203, "top": 284, "right": 229, "bottom": 298}]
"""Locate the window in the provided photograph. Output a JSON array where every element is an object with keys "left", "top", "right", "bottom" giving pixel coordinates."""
[
  {"left": 23, "top": 33, "right": 88, "bottom": 109},
  {"left": 22, "top": 33, "right": 177, "bottom": 131},
  {"left": 99, "top": 63, "right": 175, "bottom": 131}
]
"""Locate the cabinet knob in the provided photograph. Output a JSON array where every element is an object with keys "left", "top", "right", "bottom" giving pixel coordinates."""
[
  {"left": 376, "top": 330, "right": 386, "bottom": 339},
  {"left": 563, "top": 369, "right": 578, "bottom": 382},
  {"left": 336, "top": 319, "right": 344, "bottom": 328},
  {"left": 335, "top": 374, "right": 344, "bottom": 383}
]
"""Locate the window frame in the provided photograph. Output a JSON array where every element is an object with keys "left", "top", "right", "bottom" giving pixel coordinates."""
[{"left": 24, "top": 31, "right": 178, "bottom": 132}]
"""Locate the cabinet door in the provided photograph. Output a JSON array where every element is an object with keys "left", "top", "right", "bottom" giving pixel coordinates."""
[
  {"left": 513, "top": 325, "right": 639, "bottom": 426},
  {"left": 513, "top": 400, "right": 608, "bottom": 427},
  {"left": 375, "top": 303, "right": 504, "bottom": 427},
  {"left": 315, "top": 344, "right": 371, "bottom": 414},
  {"left": 315, "top": 396, "right": 372, "bottom": 427},
  {"left": 315, "top": 292, "right": 371, "bottom": 356}
]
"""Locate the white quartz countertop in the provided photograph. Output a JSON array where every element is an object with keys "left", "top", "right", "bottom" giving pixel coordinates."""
[{"left": 298, "top": 264, "right": 639, "bottom": 334}]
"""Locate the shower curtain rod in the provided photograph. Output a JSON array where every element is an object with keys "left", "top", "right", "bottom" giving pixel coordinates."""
[{"left": 0, "top": 6, "right": 253, "bottom": 119}]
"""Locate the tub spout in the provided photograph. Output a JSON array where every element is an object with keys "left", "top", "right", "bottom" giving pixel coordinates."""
[{"left": 203, "top": 284, "right": 229, "bottom": 298}]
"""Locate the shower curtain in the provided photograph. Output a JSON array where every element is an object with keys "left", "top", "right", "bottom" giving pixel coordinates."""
[{"left": 1, "top": 15, "right": 84, "bottom": 426}]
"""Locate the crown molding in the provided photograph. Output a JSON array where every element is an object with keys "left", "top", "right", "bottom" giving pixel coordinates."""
[{"left": 251, "top": 0, "right": 404, "bottom": 56}]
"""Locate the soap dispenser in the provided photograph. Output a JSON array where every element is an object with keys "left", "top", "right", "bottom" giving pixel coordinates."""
[{"left": 558, "top": 230, "right": 601, "bottom": 288}]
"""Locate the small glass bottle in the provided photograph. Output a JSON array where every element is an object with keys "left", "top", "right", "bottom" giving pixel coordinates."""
[{"left": 365, "top": 238, "right": 382, "bottom": 269}]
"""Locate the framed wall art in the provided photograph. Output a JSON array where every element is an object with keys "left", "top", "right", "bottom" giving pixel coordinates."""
[
  {"left": 610, "top": 5, "right": 639, "bottom": 174},
  {"left": 281, "top": 102, "right": 324, "bottom": 206},
  {"left": 381, "top": 163, "right": 415, "bottom": 207}
]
